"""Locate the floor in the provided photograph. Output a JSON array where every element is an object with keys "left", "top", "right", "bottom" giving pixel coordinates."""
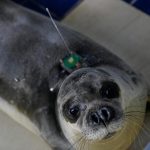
[
  {"left": 0, "top": 110, "right": 50, "bottom": 150},
  {"left": 0, "top": 0, "right": 150, "bottom": 150}
]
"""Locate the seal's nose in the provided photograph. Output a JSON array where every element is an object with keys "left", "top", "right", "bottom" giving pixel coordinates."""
[
  {"left": 88, "top": 106, "right": 115, "bottom": 126},
  {"left": 90, "top": 112, "right": 100, "bottom": 125}
]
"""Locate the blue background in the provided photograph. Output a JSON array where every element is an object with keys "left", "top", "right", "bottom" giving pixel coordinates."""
[
  {"left": 123, "top": 0, "right": 150, "bottom": 15},
  {"left": 12, "top": 0, "right": 150, "bottom": 19},
  {"left": 12, "top": 0, "right": 82, "bottom": 20}
]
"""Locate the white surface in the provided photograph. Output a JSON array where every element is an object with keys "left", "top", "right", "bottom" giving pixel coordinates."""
[
  {"left": 0, "top": 97, "right": 40, "bottom": 136},
  {"left": 0, "top": 110, "right": 51, "bottom": 150}
]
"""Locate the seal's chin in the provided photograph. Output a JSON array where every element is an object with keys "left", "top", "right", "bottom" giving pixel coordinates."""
[
  {"left": 103, "top": 131, "right": 116, "bottom": 139},
  {"left": 83, "top": 129, "right": 119, "bottom": 141}
]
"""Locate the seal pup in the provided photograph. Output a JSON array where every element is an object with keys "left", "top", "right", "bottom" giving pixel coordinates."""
[{"left": 0, "top": 0, "right": 149, "bottom": 150}]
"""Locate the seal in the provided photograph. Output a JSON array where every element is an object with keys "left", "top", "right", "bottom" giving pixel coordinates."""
[{"left": 0, "top": 0, "right": 149, "bottom": 150}]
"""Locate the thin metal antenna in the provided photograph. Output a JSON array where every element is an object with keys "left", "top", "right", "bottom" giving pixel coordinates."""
[{"left": 46, "top": 8, "right": 72, "bottom": 54}]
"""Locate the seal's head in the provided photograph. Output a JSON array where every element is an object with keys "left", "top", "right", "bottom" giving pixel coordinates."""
[{"left": 57, "top": 67, "right": 148, "bottom": 150}]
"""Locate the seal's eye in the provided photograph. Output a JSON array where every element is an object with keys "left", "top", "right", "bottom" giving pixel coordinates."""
[
  {"left": 100, "top": 81, "right": 120, "bottom": 99},
  {"left": 69, "top": 106, "right": 80, "bottom": 118},
  {"left": 63, "top": 101, "right": 80, "bottom": 123}
]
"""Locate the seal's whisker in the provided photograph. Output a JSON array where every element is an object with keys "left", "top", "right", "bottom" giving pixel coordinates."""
[
  {"left": 125, "top": 117, "right": 143, "bottom": 128},
  {"left": 125, "top": 117, "right": 143, "bottom": 130},
  {"left": 125, "top": 110, "right": 146, "bottom": 114},
  {"left": 79, "top": 137, "right": 84, "bottom": 150},
  {"left": 116, "top": 123, "right": 136, "bottom": 150},
  {"left": 84, "top": 139, "right": 87, "bottom": 150},
  {"left": 137, "top": 122, "right": 150, "bottom": 137},
  {"left": 125, "top": 114, "right": 146, "bottom": 118},
  {"left": 140, "top": 125, "right": 150, "bottom": 138},
  {"left": 126, "top": 117, "right": 150, "bottom": 149},
  {"left": 130, "top": 126, "right": 138, "bottom": 148},
  {"left": 125, "top": 115, "right": 144, "bottom": 122},
  {"left": 125, "top": 116, "right": 150, "bottom": 137},
  {"left": 136, "top": 129, "right": 144, "bottom": 149},
  {"left": 124, "top": 111, "right": 150, "bottom": 117},
  {"left": 102, "top": 119, "right": 110, "bottom": 135},
  {"left": 126, "top": 105, "right": 145, "bottom": 109},
  {"left": 130, "top": 123, "right": 143, "bottom": 149},
  {"left": 87, "top": 139, "right": 89, "bottom": 150},
  {"left": 68, "top": 135, "right": 84, "bottom": 150},
  {"left": 126, "top": 113, "right": 150, "bottom": 117},
  {"left": 79, "top": 136, "right": 87, "bottom": 150},
  {"left": 137, "top": 129, "right": 150, "bottom": 146},
  {"left": 125, "top": 114, "right": 149, "bottom": 121},
  {"left": 82, "top": 138, "right": 87, "bottom": 150}
]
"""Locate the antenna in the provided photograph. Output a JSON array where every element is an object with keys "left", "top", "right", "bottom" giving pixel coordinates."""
[
  {"left": 46, "top": 8, "right": 72, "bottom": 54},
  {"left": 46, "top": 8, "right": 83, "bottom": 92}
]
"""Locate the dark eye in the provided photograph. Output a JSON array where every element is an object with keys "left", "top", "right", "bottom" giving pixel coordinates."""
[
  {"left": 69, "top": 106, "right": 80, "bottom": 118},
  {"left": 100, "top": 81, "right": 120, "bottom": 99},
  {"left": 63, "top": 101, "right": 80, "bottom": 123}
]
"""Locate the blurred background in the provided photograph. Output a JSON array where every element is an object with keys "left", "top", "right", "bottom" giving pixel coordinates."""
[
  {"left": 124, "top": 0, "right": 150, "bottom": 15},
  {"left": 11, "top": 0, "right": 150, "bottom": 19},
  {"left": 11, "top": 0, "right": 83, "bottom": 20}
]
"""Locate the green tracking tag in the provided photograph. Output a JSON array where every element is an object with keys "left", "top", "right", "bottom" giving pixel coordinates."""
[{"left": 61, "top": 53, "right": 82, "bottom": 72}]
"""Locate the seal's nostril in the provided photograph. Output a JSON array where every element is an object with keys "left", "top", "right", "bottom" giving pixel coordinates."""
[
  {"left": 90, "top": 112, "right": 100, "bottom": 125},
  {"left": 100, "top": 108, "right": 110, "bottom": 121},
  {"left": 99, "top": 107, "right": 114, "bottom": 123},
  {"left": 88, "top": 106, "right": 115, "bottom": 126}
]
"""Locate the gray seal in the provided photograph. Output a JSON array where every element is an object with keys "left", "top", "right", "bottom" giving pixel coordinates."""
[{"left": 0, "top": 0, "right": 149, "bottom": 150}]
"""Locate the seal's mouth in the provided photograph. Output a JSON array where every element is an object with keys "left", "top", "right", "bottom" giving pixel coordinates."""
[{"left": 103, "top": 132, "right": 116, "bottom": 139}]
